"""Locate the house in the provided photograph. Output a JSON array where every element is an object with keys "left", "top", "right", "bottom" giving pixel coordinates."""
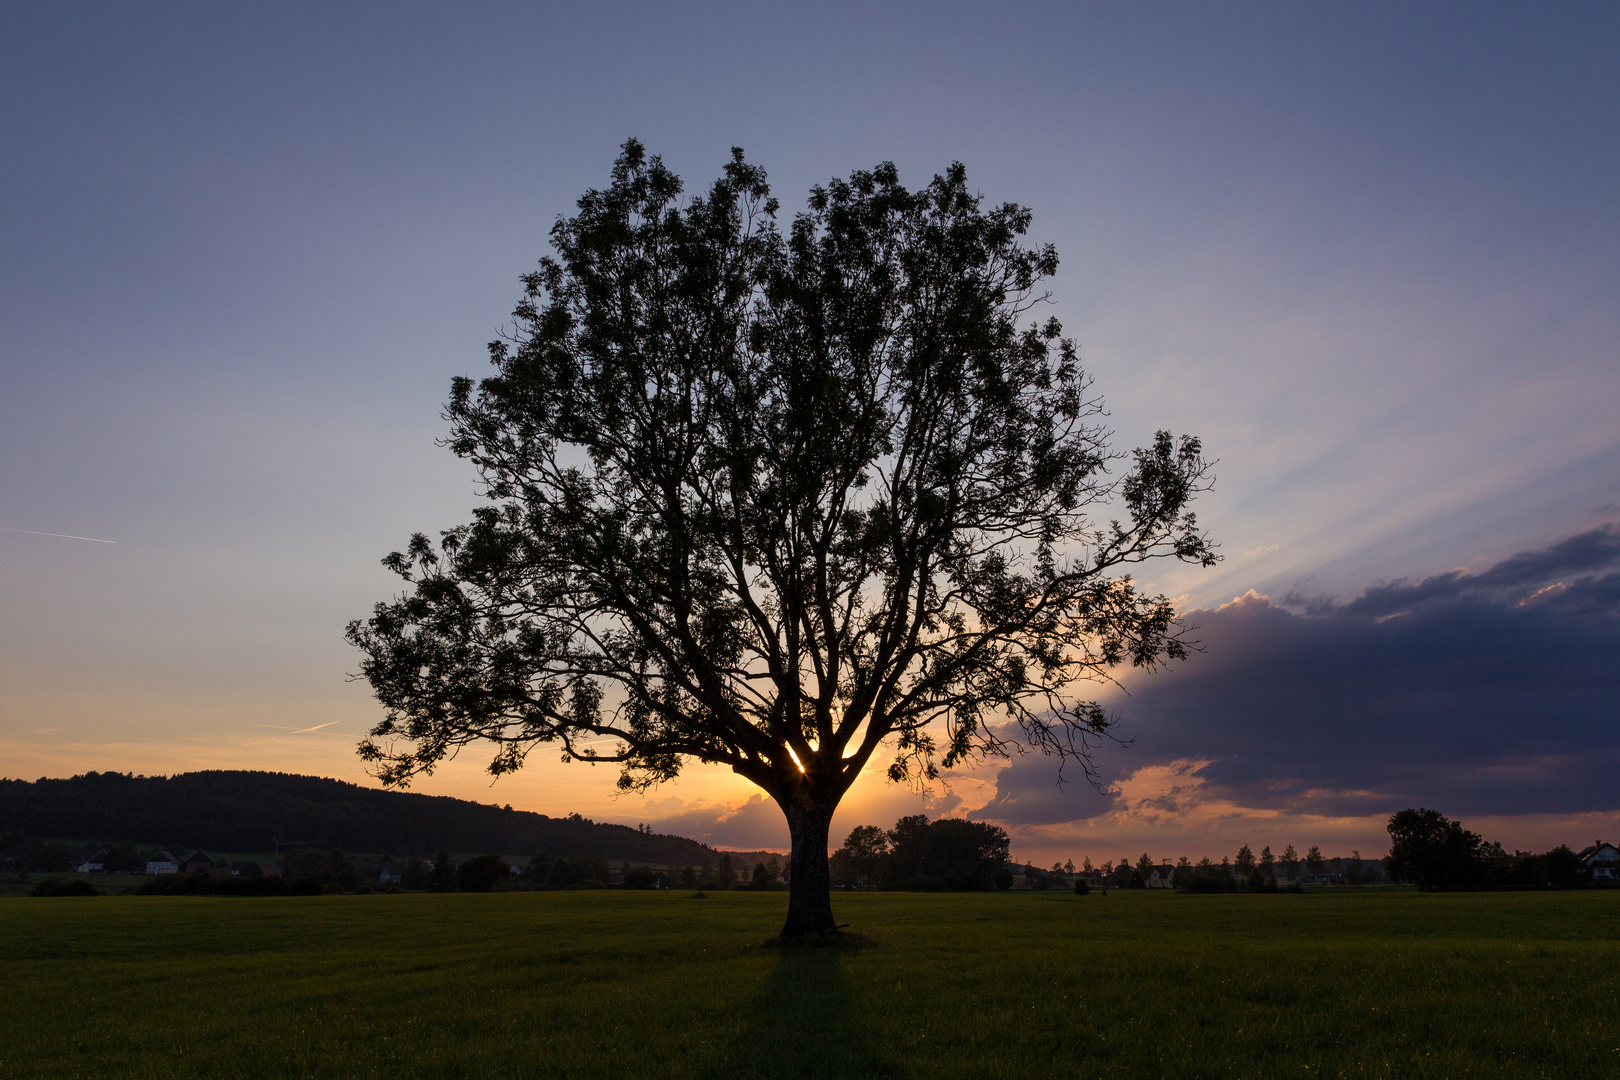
[
  {"left": 1147, "top": 864, "right": 1177, "bottom": 889},
  {"left": 1577, "top": 841, "right": 1618, "bottom": 881},
  {"left": 145, "top": 852, "right": 181, "bottom": 875},
  {"left": 181, "top": 851, "right": 217, "bottom": 875},
  {"left": 73, "top": 849, "right": 108, "bottom": 874},
  {"left": 378, "top": 866, "right": 402, "bottom": 885}
]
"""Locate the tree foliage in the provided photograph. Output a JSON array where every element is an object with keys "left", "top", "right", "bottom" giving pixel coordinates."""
[
  {"left": 830, "top": 815, "right": 1011, "bottom": 891},
  {"left": 1385, "top": 808, "right": 1491, "bottom": 891},
  {"left": 347, "top": 141, "right": 1216, "bottom": 934}
]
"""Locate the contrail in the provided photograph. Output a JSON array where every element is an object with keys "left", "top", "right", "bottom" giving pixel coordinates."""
[{"left": 0, "top": 526, "right": 116, "bottom": 544}]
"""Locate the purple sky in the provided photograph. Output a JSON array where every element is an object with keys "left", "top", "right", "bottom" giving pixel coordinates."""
[{"left": 3, "top": 3, "right": 1617, "bottom": 864}]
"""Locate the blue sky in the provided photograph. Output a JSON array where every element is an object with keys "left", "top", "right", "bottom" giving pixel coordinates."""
[{"left": 3, "top": 3, "right": 1617, "bottom": 863}]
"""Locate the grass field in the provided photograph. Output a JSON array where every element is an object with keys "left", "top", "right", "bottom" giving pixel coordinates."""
[{"left": 3, "top": 889, "right": 1617, "bottom": 1078}]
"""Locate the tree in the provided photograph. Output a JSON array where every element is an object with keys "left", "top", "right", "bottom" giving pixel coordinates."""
[
  {"left": 1280, "top": 844, "right": 1299, "bottom": 881},
  {"left": 458, "top": 853, "right": 507, "bottom": 892},
  {"left": 1258, "top": 845, "right": 1275, "bottom": 881},
  {"left": 1234, "top": 845, "right": 1255, "bottom": 876},
  {"left": 427, "top": 851, "right": 458, "bottom": 892},
  {"left": 346, "top": 141, "right": 1216, "bottom": 935},
  {"left": 1304, "top": 845, "right": 1324, "bottom": 878},
  {"left": 1385, "top": 808, "right": 1490, "bottom": 891},
  {"left": 838, "top": 824, "right": 891, "bottom": 887},
  {"left": 886, "top": 815, "right": 1011, "bottom": 891},
  {"left": 1135, "top": 853, "right": 1154, "bottom": 883}
]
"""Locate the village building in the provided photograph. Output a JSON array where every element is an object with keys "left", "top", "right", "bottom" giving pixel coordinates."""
[
  {"left": 181, "top": 851, "right": 217, "bottom": 875},
  {"left": 73, "top": 849, "right": 108, "bottom": 874},
  {"left": 145, "top": 852, "right": 181, "bottom": 875},
  {"left": 1577, "top": 841, "right": 1617, "bottom": 881}
]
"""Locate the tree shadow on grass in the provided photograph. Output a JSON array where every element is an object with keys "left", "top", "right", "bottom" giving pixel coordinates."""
[{"left": 704, "top": 938, "right": 894, "bottom": 1079}]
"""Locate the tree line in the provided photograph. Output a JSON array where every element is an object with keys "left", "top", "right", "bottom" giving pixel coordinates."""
[
  {"left": 829, "top": 816, "right": 1014, "bottom": 891},
  {"left": 0, "top": 771, "right": 719, "bottom": 865}
]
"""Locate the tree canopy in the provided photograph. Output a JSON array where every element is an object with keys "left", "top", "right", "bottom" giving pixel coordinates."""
[
  {"left": 347, "top": 140, "right": 1216, "bottom": 935},
  {"left": 1385, "top": 807, "right": 1491, "bottom": 891}
]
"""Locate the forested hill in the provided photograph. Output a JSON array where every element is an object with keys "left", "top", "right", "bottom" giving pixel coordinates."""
[{"left": 0, "top": 770, "right": 725, "bottom": 863}]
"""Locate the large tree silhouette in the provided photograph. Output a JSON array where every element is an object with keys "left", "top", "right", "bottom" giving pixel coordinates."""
[{"left": 347, "top": 141, "right": 1216, "bottom": 936}]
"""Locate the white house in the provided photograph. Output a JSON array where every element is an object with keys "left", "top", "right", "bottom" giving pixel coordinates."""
[
  {"left": 1577, "top": 841, "right": 1618, "bottom": 881},
  {"left": 145, "top": 851, "right": 180, "bottom": 875},
  {"left": 73, "top": 849, "right": 107, "bottom": 874},
  {"left": 1147, "top": 864, "right": 1177, "bottom": 889}
]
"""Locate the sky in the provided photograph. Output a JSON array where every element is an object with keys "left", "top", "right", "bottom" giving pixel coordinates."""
[{"left": 3, "top": 2, "right": 1617, "bottom": 867}]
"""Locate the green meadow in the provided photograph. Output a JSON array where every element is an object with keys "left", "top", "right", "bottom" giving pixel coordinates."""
[{"left": 3, "top": 889, "right": 1616, "bottom": 1078}]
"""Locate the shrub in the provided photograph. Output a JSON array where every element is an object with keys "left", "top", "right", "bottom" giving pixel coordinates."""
[{"left": 31, "top": 879, "right": 100, "bottom": 897}]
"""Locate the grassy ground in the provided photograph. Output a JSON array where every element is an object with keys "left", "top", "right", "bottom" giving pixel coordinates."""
[{"left": 2, "top": 889, "right": 1616, "bottom": 1079}]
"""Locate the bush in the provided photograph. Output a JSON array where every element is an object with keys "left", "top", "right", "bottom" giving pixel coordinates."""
[
  {"left": 31, "top": 879, "right": 100, "bottom": 897},
  {"left": 1179, "top": 876, "right": 1237, "bottom": 894},
  {"left": 1073, "top": 880, "right": 1089, "bottom": 896},
  {"left": 457, "top": 853, "right": 507, "bottom": 892},
  {"left": 289, "top": 877, "right": 323, "bottom": 895}
]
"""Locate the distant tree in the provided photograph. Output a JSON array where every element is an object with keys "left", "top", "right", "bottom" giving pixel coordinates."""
[
  {"left": 1304, "top": 845, "right": 1324, "bottom": 878},
  {"left": 1535, "top": 845, "right": 1588, "bottom": 890},
  {"left": 1385, "top": 808, "right": 1490, "bottom": 891},
  {"left": 403, "top": 856, "right": 431, "bottom": 890},
  {"left": 1234, "top": 845, "right": 1255, "bottom": 876},
  {"left": 1114, "top": 858, "right": 1136, "bottom": 889},
  {"left": 427, "top": 851, "right": 458, "bottom": 892},
  {"left": 345, "top": 141, "right": 1217, "bottom": 936},
  {"left": 1280, "top": 844, "right": 1299, "bottom": 881},
  {"left": 1063, "top": 859, "right": 1075, "bottom": 875},
  {"left": 34, "top": 844, "right": 73, "bottom": 874},
  {"left": 1082, "top": 856, "right": 1093, "bottom": 874},
  {"left": 885, "top": 816, "right": 1011, "bottom": 891},
  {"left": 679, "top": 864, "right": 697, "bottom": 889},
  {"left": 458, "top": 853, "right": 507, "bottom": 892},
  {"left": 839, "top": 824, "right": 891, "bottom": 888},
  {"left": 1174, "top": 855, "right": 1193, "bottom": 887},
  {"left": 1135, "top": 853, "right": 1154, "bottom": 883},
  {"left": 1258, "top": 846, "right": 1275, "bottom": 881},
  {"left": 623, "top": 865, "right": 660, "bottom": 889},
  {"left": 718, "top": 853, "right": 737, "bottom": 889}
]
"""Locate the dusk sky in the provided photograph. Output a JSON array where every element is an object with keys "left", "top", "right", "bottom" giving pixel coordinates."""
[{"left": 3, "top": 3, "right": 1617, "bottom": 866}]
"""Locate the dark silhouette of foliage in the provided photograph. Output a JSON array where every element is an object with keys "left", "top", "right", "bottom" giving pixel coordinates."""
[
  {"left": 831, "top": 815, "right": 1011, "bottom": 891},
  {"left": 521, "top": 854, "right": 611, "bottom": 889},
  {"left": 31, "top": 878, "right": 101, "bottom": 897},
  {"left": 427, "top": 851, "right": 458, "bottom": 892},
  {"left": 1385, "top": 808, "right": 1491, "bottom": 891},
  {"left": 348, "top": 141, "right": 1216, "bottom": 935},
  {"left": 0, "top": 770, "right": 717, "bottom": 864},
  {"left": 457, "top": 853, "right": 508, "bottom": 892}
]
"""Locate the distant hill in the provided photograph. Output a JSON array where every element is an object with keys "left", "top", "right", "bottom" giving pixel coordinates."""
[{"left": 0, "top": 770, "right": 777, "bottom": 865}]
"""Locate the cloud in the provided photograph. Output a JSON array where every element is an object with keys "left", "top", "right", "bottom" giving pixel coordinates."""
[
  {"left": 643, "top": 794, "right": 789, "bottom": 851},
  {"left": 1073, "top": 526, "right": 1620, "bottom": 819}
]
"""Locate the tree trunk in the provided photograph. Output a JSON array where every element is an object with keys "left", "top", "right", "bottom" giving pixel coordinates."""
[{"left": 780, "top": 802, "right": 836, "bottom": 937}]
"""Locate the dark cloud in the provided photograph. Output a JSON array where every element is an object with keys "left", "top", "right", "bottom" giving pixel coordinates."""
[
  {"left": 972, "top": 752, "right": 1120, "bottom": 827},
  {"left": 1323, "top": 524, "right": 1620, "bottom": 618},
  {"left": 976, "top": 526, "right": 1620, "bottom": 823}
]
